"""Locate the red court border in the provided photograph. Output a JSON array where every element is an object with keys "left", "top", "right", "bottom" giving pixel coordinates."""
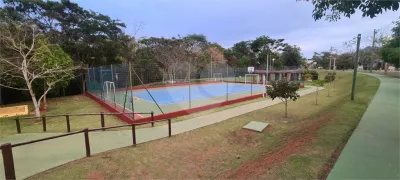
[
  {"left": 87, "top": 92, "right": 263, "bottom": 124},
  {"left": 86, "top": 81, "right": 265, "bottom": 124},
  {"left": 87, "top": 81, "right": 304, "bottom": 124}
]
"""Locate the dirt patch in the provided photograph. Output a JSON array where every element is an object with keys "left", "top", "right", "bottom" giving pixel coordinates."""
[
  {"left": 87, "top": 170, "right": 105, "bottom": 180},
  {"left": 229, "top": 129, "right": 255, "bottom": 145},
  {"left": 221, "top": 117, "right": 332, "bottom": 179}
]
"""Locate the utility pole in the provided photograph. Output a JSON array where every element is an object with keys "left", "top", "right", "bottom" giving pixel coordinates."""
[
  {"left": 370, "top": 29, "right": 377, "bottom": 73},
  {"left": 351, "top": 34, "right": 361, "bottom": 101},
  {"left": 329, "top": 46, "right": 333, "bottom": 70},
  {"left": 0, "top": 79, "right": 2, "bottom": 107},
  {"left": 210, "top": 55, "right": 213, "bottom": 79},
  {"left": 266, "top": 53, "right": 269, "bottom": 86},
  {"left": 333, "top": 57, "right": 336, "bottom": 71},
  {"left": 128, "top": 62, "right": 135, "bottom": 120}
]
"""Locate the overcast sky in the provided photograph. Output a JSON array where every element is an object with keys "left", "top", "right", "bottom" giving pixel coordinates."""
[{"left": 74, "top": 0, "right": 397, "bottom": 58}]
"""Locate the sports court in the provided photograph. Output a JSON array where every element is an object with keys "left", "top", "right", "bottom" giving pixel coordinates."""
[
  {"left": 102, "top": 82, "right": 265, "bottom": 117},
  {"left": 86, "top": 64, "right": 303, "bottom": 120}
]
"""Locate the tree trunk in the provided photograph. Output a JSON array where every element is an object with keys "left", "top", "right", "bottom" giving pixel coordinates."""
[
  {"left": 316, "top": 88, "right": 319, "bottom": 105},
  {"left": 369, "top": 61, "right": 373, "bottom": 73},
  {"left": 285, "top": 101, "right": 288, "bottom": 118},
  {"left": 43, "top": 82, "right": 47, "bottom": 110},
  {"left": 28, "top": 87, "right": 40, "bottom": 117},
  {"left": 82, "top": 74, "right": 86, "bottom": 94}
]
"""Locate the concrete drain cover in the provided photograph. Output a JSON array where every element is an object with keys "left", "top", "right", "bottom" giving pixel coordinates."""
[{"left": 243, "top": 121, "right": 269, "bottom": 132}]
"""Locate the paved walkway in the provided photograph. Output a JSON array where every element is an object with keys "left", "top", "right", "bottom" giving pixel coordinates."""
[
  {"left": 328, "top": 73, "right": 400, "bottom": 179},
  {"left": 0, "top": 87, "right": 321, "bottom": 179}
]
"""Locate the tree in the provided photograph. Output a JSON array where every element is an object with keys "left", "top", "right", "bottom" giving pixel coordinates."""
[
  {"left": 313, "top": 80, "right": 324, "bottom": 105},
  {"left": 207, "top": 47, "right": 225, "bottom": 63},
  {"left": 380, "top": 17, "right": 400, "bottom": 68},
  {"left": 303, "top": 0, "right": 400, "bottom": 21},
  {"left": 250, "top": 36, "right": 286, "bottom": 68},
  {"left": 1, "top": 0, "right": 127, "bottom": 66},
  {"left": 139, "top": 37, "right": 189, "bottom": 82},
  {"left": 237, "top": 55, "right": 252, "bottom": 67},
  {"left": 266, "top": 80, "right": 300, "bottom": 117},
  {"left": 336, "top": 53, "right": 355, "bottom": 70},
  {"left": 312, "top": 52, "right": 332, "bottom": 69},
  {"left": 0, "top": 23, "right": 79, "bottom": 117},
  {"left": 224, "top": 49, "right": 238, "bottom": 67},
  {"left": 281, "top": 45, "right": 302, "bottom": 67},
  {"left": 232, "top": 41, "right": 253, "bottom": 60}
]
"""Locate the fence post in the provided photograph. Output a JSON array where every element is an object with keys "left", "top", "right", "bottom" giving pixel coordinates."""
[
  {"left": 100, "top": 112, "right": 105, "bottom": 131},
  {"left": 15, "top": 118, "right": 21, "bottom": 134},
  {"left": 42, "top": 116, "right": 47, "bottom": 132},
  {"left": 131, "top": 124, "right": 136, "bottom": 146},
  {"left": 151, "top": 111, "right": 154, "bottom": 127},
  {"left": 1, "top": 143, "right": 16, "bottom": 180},
  {"left": 168, "top": 119, "right": 171, "bottom": 137},
  {"left": 66, "top": 115, "right": 71, "bottom": 133},
  {"left": 84, "top": 128, "right": 91, "bottom": 157}
]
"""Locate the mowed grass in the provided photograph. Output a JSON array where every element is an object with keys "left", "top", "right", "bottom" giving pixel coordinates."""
[
  {"left": 0, "top": 95, "right": 125, "bottom": 138},
  {"left": 267, "top": 73, "right": 380, "bottom": 179},
  {"left": 27, "top": 72, "right": 380, "bottom": 179},
  {"left": 0, "top": 84, "right": 310, "bottom": 138}
]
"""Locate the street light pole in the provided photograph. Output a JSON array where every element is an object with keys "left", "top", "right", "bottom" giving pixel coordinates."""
[
  {"left": 351, "top": 34, "right": 361, "bottom": 101},
  {"left": 266, "top": 54, "right": 269, "bottom": 85}
]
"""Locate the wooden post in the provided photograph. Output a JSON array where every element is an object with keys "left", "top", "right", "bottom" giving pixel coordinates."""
[
  {"left": 42, "top": 116, "right": 46, "bottom": 132},
  {"left": 15, "top": 118, "right": 21, "bottom": 134},
  {"left": 151, "top": 111, "right": 154, "bottom": 127},
  {"left": 84, "top": 128, "right": 91, "bottom": 157},
  {"left": 100, "top": 112, "right": 105, "bottom": 131},
  {"left": 66, "top": 115, "right": 71, "bottom": 133},
  {"left": 131, "top": 124, "right": 136, "bottom": 146},
  {"left": 1, "top": 143, "right": 16, "bottom": 180},
  {"left": 168, "top": 119, "right": 171, "bottom": 137}
]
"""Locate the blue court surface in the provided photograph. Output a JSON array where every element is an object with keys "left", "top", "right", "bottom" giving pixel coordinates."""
[{"left": 131, "top": 83, "right": 264, "bottom": 104}]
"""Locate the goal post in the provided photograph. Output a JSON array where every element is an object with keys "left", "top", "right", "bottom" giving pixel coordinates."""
[
  {"left": 212, "top": 73, "right": 223, "bottom": 81},
  {"left": 103, "top": 81, "right": 116, "bottom": 100},
  {"left": 245, "top": 74, "right": 260, "bottom": 84}
]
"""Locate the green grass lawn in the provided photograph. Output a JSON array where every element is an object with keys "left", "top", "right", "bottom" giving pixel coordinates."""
[
  {"left": 27, "top": 72, "right": 380, "bottom": 179},
  {"left": 0, "top": 95, "right": 125, "bottom": 138},
  {"left": 0, "top": 85, "right": 313, "bottom": 138}
]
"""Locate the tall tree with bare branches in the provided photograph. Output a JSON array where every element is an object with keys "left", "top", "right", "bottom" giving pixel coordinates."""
[{"left": 0, "top": 23, "right": 79, "bottom": 117}]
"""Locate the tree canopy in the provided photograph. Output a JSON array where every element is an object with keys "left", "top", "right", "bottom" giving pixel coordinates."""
[
  {"left": 0, "top": 0, "right": 127, "bottom": 66},
  {"left": 305, "top": 0, "right": 400, "bottom": 21},
  {"left": 0, "top": 23, "right": 78, "bottom": 116},
  {"left": 266, "top": 80, "right": 300, "bottom": 117},
  {"left": 380, "top": 17, "right": 400, "bottom": 68},
  {"left": 281, "top": 45, "right": 302, "bottom": 67}
]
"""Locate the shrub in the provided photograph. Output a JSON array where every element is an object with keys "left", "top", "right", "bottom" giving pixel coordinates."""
[
  {"left": 305, "top": 69, "right": 319, "bottom": 80},
  {"left": 313, "top": 79, "right": 325, "bottom": 87},
  {"left": 324, "top": 72, "right": 336, "bottom": 82},
  {"left": 309, "top": 70, "right": 319, "bottom": 80},
  {"left": 304, "top": 73, "right": 312, "bottom": 79}
]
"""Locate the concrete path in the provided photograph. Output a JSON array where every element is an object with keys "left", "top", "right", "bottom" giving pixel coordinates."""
[
  {"left": 328, "top": 74, "right": 400, "bottom": 179},
  {"left": 0, "top": 87, "right": 321, "bottom": 179}
]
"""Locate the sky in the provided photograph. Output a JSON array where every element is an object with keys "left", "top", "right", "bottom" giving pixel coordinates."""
[{"left": 64, "top": 0, "right": 398, "bottom": 58}]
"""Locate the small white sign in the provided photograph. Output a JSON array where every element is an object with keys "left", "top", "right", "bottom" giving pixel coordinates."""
[{"left": 248, "top": 66, "right": 255, "bottom": 73}]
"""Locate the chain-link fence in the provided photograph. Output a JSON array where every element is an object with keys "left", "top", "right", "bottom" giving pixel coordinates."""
[{"left": 87, "top": 62, "right": 304, "bottom": 119}]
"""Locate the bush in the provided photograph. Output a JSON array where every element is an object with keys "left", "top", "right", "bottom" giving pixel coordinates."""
[
  {"left": 304, "top": 73, "right": 312, "bottom": 79},
  {"left": 324, "top": 72, "right": 336, "bottom": 82},
  {"left": 305, "top": 69, "right": 319, "bottom": 80},
  {"left": 309, "top": 70, "right": 319, "bottom": 80},
  {"left": 313, "top": 79, "right": 324, "bottom": 87}
]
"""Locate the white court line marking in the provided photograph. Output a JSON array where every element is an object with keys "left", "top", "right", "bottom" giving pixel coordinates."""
[{"left": 104, "top": 95, "right": 143, "bottom": 118}]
